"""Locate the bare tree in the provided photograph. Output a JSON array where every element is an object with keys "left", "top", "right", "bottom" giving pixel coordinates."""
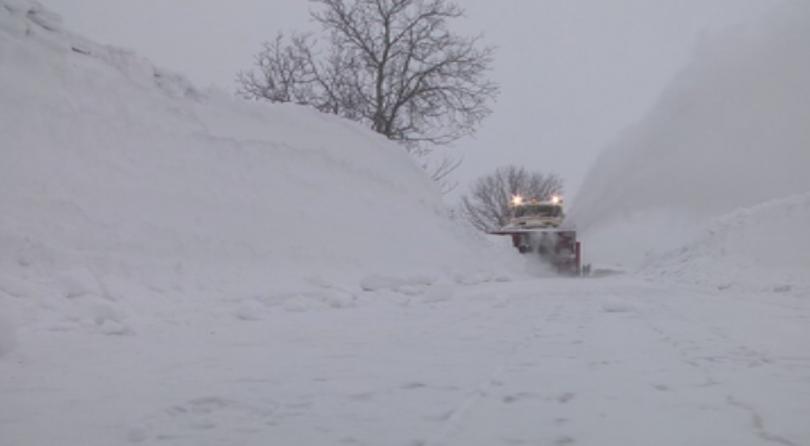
[
  {"left": 237, "top": 0, "right": 498, "bottom": 153},
  {"left": 424, "top": 155, "right": 463, "bottom": 195},
  {"left": 460, "top": 166, "right": 564, "bottom": 232}
]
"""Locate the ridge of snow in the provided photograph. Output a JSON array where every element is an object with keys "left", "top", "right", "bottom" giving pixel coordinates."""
[
  {"left": 646, "top": 192, "right": 810, "bottom": 295},
  {"left": 0, "top": 0, "right": 518, "bottom": 341},
  {"left": 1, "top": 0, "right": 200, "bottom": 98}
]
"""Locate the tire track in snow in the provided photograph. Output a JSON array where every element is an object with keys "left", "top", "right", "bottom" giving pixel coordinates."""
[
  {"left": 632, "top": 293, "right": 805, "bottom": 446},
  {"left": 726, "top": 396, "right": 799, "bottom": 446}
]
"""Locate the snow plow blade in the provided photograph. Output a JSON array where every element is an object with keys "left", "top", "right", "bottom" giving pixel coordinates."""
[{"left": 489, "top": 228, "right": 583, "bottom": 275}]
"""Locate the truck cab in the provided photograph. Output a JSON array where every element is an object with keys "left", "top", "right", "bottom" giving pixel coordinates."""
[{"left": 505, "top": 196, "right": 565, "bottom": 229}]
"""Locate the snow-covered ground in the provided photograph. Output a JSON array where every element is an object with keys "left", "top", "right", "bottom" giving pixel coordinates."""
[
  {"left": 2, "top": 276, "right": 808, "bottom": 446},
  {"left": 1, "top": 1, "right": 808, "bottom": 445}
]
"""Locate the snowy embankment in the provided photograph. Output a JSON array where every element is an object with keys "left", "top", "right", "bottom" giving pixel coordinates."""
[
  {"left": 646, "top": 192, "right": 810, "bottom": 294},
  {"left": 570, "top": 2, "right": 810, "bottom": 293},
  {"left": 0, "top": 0, "right": 513, "bottom": 350}
]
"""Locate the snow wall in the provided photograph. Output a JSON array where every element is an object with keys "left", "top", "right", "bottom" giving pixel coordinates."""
[
  {"left": 646, "top": 192, "right": 810, "bottom": 294},
  {"left": 570, "top": 2, "right": 810, "bottom": 292},
  {"left": 0, "top": 1, "right": 517, "bottom": 340}
]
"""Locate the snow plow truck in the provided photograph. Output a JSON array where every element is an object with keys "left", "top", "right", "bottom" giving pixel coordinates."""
[{"left": 489, "top": 195, "right": 583, "bottom": 275}]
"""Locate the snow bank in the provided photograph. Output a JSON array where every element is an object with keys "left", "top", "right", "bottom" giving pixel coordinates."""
[
  {"left": 0, "top": 1, "right": 513, "bottom": 335},
  {"left": 647, "top": 193, "right": 810, "bottom": 294},
  {"left": 570, "top": 2, "right": 810, "bottom": 279}
]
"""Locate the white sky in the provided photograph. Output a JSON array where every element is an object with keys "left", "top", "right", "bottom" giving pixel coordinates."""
[{"left": 45, "top": 0, "right": 783, "bottom": 196}]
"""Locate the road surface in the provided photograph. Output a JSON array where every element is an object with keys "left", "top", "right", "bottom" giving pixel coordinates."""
[{"left": 1, "top": 275, "right": 808, "bottom": 445}]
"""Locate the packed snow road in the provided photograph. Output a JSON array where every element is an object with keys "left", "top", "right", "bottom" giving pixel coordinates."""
[{"left": 1, "top": 275, "right": 808, "bottom": 446}]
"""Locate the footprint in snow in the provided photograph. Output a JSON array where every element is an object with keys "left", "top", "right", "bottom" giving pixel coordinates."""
[
  {"left": 131, "top": 396, "right": 277, "bottom": 443},
  {"left": 601, "top": 302, "right": 634, "bottom": 313},
  {"left": 347, "top": 391, "right": 375, "bottom": 402},
  {"left": 557, "top": 392, "right": 575, "bottom": 404},
  {"left": 502, "top": 392, "right": 542, "bottom": 404}
]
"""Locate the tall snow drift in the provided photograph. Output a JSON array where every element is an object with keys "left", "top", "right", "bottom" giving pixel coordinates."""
[
  {"left": 0, "top": 0, "right": 509, "bottom": 331},
  {"left": 570, "top": 2, "right": 810, "bottom": 277},
  {"left": 647, "top": 192, "right": 810, "bottom": 294}
]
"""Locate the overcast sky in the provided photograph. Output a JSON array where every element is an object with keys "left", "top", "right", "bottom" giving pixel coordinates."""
[{"left": 46, "top": 0, "right": 783, "bottom": 196}]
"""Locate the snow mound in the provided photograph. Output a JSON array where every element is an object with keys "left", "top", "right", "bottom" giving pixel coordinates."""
[
  {"left": 0, "top": 0, "right": 513, "bottom": 333},
  {"left": 647, "top": 193, "right": 810, "bottom": 295},
  {"left": 569, "top": 2, "right": 810, "bottom": 275}
]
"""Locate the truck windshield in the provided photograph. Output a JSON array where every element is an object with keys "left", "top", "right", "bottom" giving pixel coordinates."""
[{"left": 514, "top": 205, "right": 561, "bottom": 218}]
